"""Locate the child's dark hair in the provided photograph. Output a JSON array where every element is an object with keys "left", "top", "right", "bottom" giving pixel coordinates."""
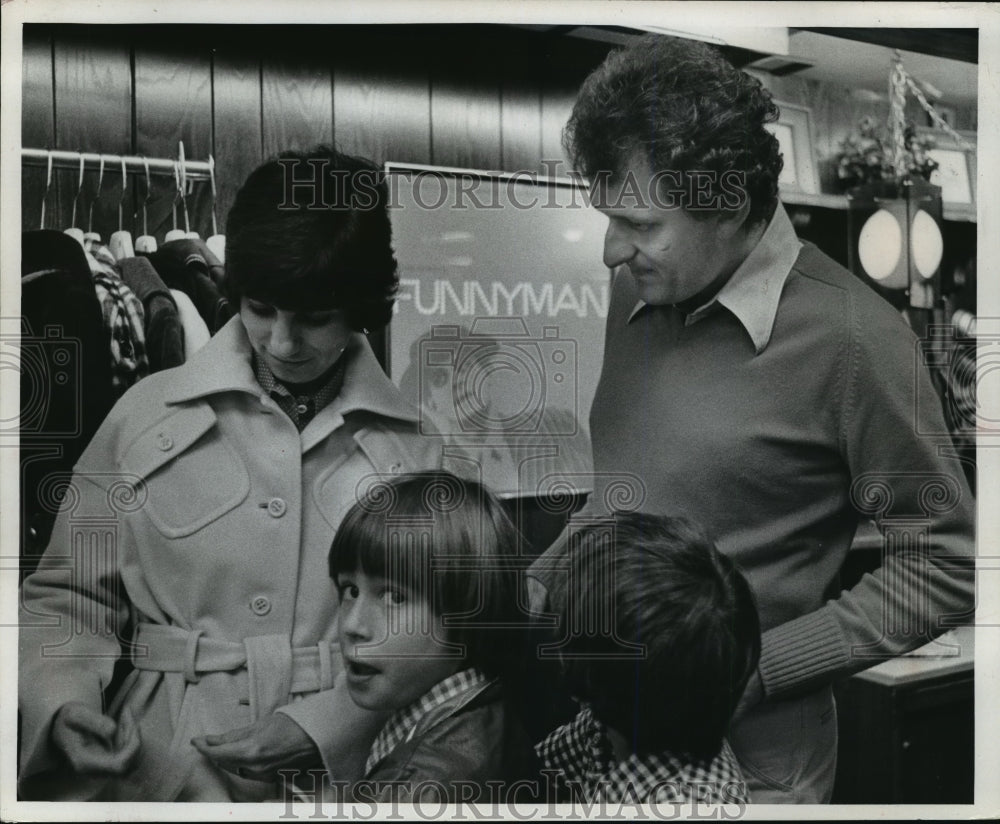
[
  {"left": 329, "top": 471, "right": 524, "bottom": 679},
  {"left": 549, "top": 512, "right": 760, "bottom": 761},
  {"left": 224, "top": 145, "right": 398, "bottom": 331}
]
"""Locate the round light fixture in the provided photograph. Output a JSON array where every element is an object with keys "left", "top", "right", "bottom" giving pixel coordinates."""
[
  {"left": 858, "top": 208, "right": 904, "bottom": 286},
  {"left": 910, "top": 209, "right": 944, "bottom": 279}
]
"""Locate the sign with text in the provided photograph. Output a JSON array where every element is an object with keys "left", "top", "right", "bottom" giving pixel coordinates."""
[{"left": 386, "top": 166, "right": 611, "bottom": 496}]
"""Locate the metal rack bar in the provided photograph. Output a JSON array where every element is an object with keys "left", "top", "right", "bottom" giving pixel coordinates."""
[{"left": 22, "top": 147, "right": 212, "bottom": 182}]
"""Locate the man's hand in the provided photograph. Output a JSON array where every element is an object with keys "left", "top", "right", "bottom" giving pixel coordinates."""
[
  {"left": 51, "top": 703, "right": 141, "bottom": 775},
  {"left": 191, "top": 713, "right": 321, "bottom": 782}
]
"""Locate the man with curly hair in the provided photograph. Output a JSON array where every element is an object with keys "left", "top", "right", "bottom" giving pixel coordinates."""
[{"left": 529, "top": 35, "right": 974, "bottom": 803}]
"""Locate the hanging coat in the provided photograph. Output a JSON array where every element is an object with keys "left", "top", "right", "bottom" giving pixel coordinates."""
[
  {"left": 142, "top": 240, "right": 232, "bottom": 333},
  {"left": 19, "top": 231, "right": 117, "bottom": 573},
  {"left": 18, "top": 316, "right": 443, "bottom": 801},
  {"left": 118, "top": 256, "right": 186, "bottom": 373}
]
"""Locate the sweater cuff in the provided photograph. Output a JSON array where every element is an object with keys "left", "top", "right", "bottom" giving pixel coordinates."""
[{"left": 758, "top": 609, "right": 850, "bottom": 699}]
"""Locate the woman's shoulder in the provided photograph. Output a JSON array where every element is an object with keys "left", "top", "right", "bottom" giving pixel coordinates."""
[{"left": 76, "top": 343, "right": 249, "bottom": 475}]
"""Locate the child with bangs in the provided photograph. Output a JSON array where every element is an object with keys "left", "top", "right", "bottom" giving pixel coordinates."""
[
  {"left": 328, "top": 471, "right": 542, "bottom": 804},
  {"left": 533, "top": 512, "right": 760, "bottom": 805}
]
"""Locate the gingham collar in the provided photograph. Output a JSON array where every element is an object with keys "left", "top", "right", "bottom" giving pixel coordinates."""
[
  {"left": 535, "top": 703, "right": 748, "bottom": 804},
  {"left": 365, "top": 667, "right": 490, "bottom": 774}
]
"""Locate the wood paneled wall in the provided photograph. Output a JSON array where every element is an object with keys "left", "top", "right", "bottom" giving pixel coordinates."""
[
  {"left": 21, "top": 24, "right": 610, "bottom": 239},
  {"left": 22, "top": 24, "right": 978, "bottom": 241}
]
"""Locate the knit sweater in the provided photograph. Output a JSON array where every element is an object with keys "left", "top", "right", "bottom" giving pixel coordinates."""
[{"left": 550, "top": 205, "right": 975, "bottom": 700}]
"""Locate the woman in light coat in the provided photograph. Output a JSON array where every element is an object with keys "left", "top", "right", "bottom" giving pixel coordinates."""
[{"left": 18, "top": 148, "right": 442, "bottom": 801}]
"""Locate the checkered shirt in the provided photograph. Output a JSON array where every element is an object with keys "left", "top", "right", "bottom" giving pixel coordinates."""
[
  {"left": 365, "top": 667, "right": 491, "bottom": 774},
  {"left": 87, "top": 245, "right": 149, "bottom": 396},
  {"left": 252, "top": 353, "right": 346, "bottom": 431},
  {"left": 535, "top": 704, "right": 748, "bottom": 804}
]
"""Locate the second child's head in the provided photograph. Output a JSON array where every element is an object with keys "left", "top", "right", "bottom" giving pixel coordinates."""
[
  {"left": 550, "top": 512, "right": 760, "bottom": 761},
  {"left": 330, "top": 471, "right": 522, "bottom": 712}
]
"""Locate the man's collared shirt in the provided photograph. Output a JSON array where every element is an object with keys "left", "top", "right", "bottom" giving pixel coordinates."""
[
  {"left": 627, "top": 204, "right": 803, "bottom": 354},
  {"left": 252, "top": 354, "right": 346, "bottom": 431},
  {"left": 536, "top": 704, "right": 748, "bottom": 804},
  {"left": 365, "top": 667, "right": 491, "bottom": 774}
]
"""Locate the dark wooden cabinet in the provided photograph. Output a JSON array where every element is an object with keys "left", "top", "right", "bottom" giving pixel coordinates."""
[{"left": 832, "top": 627, "right": 974, "bottom": 803}]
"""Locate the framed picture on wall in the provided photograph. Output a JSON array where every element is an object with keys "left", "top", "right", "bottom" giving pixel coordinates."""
[
  {"left": 766, "top": 100, "right": 821, "bottom": 195},
  {"left": 918, "top": 127, "right": 977, "bottom": 209}
]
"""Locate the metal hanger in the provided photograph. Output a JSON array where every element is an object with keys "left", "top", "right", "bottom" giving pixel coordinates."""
[
  {"left": 206, "top": 154, "right": 225, "bottom": 262},
  {"left": 164, "top": 159, "right": 186, "bottom": 244},
  {"left": 135, "top": 156, "right": 158, "bottom": 254},
  {"left": 180, "top": 141, "right": 199, "bottom": 240},
  {"left": 39, "top": 151, "right": 53, "bottom": 230},
  {"left": 64, "top": 154, "right": 86, "bottom": 247},
  {"left": 109, "top": 155, "right": 134, "bottom": 260},
  {"left": 84, "top": 154, "right": 106, "bottom": 248}
]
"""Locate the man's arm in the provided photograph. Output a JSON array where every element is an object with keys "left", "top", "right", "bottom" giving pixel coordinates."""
[{"left": 755, "top": 306, "right": 975, "bottom": 702}]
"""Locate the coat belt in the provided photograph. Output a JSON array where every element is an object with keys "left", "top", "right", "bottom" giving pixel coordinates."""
[{"left": 130, "top": 623, "right": 339, "bottom": 712}]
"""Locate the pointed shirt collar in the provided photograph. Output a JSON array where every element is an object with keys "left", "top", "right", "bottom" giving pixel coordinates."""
[{"left": 627, "top": 204, "right": 802, "bottom": 354}]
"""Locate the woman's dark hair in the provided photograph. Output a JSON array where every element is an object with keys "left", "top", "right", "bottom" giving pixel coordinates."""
[
  {"left": 329, "top": 471, "right": 525, "bottom": 679},
  {"left": 224, "top": 145, "right": 398, "bottom": 331},
  {"left": 549, "top": 512, "right": 761, "bottom": 761},
  {"left": 563, "top": 34, "right": 783, "bottom": 226}
]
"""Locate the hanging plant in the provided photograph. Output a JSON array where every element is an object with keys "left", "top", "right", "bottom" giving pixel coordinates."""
[{"left": 835, "top": 115, "right": 938, "bottom": 190}]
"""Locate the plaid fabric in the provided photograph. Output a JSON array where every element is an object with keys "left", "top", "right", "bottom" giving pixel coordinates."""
[
  {"left": 365, "top": 667, "right": 490, "bottom": 774},
  {"left": 252, "top": 354, "right": 346, "bottom": 432},
  {"left": 536, "top": 704, "right": 748, "bottom": 804},
  {"left": 87, "top": 245, "right": 149, "bottom": 397}
]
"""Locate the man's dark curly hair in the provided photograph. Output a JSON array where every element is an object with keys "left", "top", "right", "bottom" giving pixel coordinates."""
[
  {"left": 224, "top": 146, "right": 398, "bottom": 332},
  {"left": 563, "top": 35, "right": 783, "bottom": 226}
]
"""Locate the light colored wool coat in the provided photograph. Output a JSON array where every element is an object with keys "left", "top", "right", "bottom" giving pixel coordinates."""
[{"left": 19, "top": 316, "right": 443, "bottom": 801}]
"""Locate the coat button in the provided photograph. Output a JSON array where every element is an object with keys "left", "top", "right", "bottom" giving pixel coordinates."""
[
  {"left": 295, "top": 403, "right": 309, "bottom": 415},
  {"left": 267, "top": 497, "right": 287, "bottom": 518},
  {"left": 250, "top": 596, "right": 271, "bottom": 616},
  {"left": 157, "top": 434, "right": 173, "bottom": 451}
]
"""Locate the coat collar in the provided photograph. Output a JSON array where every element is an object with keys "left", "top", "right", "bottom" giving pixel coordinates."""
[{"left": 164, "top": 316, "right": 419, "bottom": 424}]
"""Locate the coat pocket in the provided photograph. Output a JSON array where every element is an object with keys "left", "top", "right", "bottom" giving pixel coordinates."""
[
  {"left": 121, "top": 405, "right": 251, "bottom": 538},
  {"left": 312, "top": 422, "right": 425, "bottom": 530}
]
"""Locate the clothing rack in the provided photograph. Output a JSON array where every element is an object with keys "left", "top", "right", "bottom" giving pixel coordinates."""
[{"left": 22, "top": 147, "right": 212, "bottom": 182}]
